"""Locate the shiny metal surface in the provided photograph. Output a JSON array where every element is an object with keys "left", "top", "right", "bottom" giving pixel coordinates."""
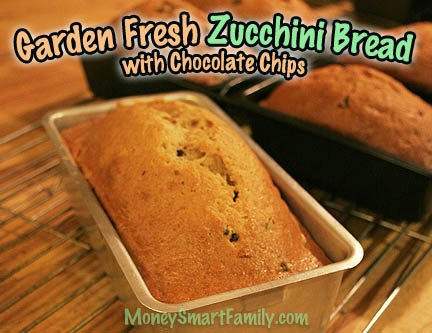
[{"left": 42, "top": 92, "right": 363, "bottom": 332}]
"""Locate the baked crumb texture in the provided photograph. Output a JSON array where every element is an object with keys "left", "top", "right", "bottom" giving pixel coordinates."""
[{"left": 62, "top": 100, "right": 329, "bottom": 303}]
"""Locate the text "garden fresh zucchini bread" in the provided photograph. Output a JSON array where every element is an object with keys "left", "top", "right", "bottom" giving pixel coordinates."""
[{"left": 62, "top": 100, "right": 329, "bottom": 303}]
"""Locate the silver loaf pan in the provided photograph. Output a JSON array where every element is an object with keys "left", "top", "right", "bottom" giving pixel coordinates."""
[{"left": 42, "top": 92, "right": 363, "bottom": 333}]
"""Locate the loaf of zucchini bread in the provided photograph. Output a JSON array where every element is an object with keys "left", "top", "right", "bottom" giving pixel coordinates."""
[
  {"left": 62, "top": 99, "right": 329, "bottom": 303},
  {"left": 261, "top": 64, "right": 432, "bottom": 169}
]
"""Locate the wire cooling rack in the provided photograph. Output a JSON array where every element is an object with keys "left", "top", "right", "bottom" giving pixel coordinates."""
[{"left": 0, "top": 106, "right": 431, "bottom": 332}]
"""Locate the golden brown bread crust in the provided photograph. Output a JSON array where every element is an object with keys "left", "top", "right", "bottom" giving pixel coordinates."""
[
  {"left": 340, "top": 22, "right": 432, "bottom": 94},
  {"left": 188, "top": 0, "right": 305, "bottom": 19},
  {"left": 114, "top": 0, "right": 209, "bottom": 27},
  {"left": 261, "top": 64, "right": 432, "bottom": 169},
  {"left": 188, "top": 0, "right": 352, "bottom": 21},
  {"left": 62, "top": 100, "right": 329, "bottom": 303}
]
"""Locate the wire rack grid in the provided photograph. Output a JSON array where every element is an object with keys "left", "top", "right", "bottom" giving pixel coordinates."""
[{"left": 0, "top": 102, "right": 431, "bottom": 333}]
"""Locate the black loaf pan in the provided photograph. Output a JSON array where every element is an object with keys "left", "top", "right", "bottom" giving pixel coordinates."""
[
  {"left": 81, "top": 53, "right": 235, "bottom": 99},
  {"left": 353, "top": 0, "right": 432, "bottom": 24},
  {"left": 230, "top": 73, "right": 432, "bottom": 222}
]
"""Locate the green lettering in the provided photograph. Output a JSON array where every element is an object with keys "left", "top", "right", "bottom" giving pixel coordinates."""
[
  {"left": 201, "top": 313, "right": 211, "bottom": 325},
  {"left": 396, "top": 32, "right": 415, "bottom": 63},
  {"left": 363, "top": 34, "right": 380, "bottom": 57},
  {"left": 290, "top": 17, "right": 301, "bottom": 49},
  {"left": 316, "top": 19, "right": 327, "bottom": 52},
  {"left": 350, "top": 31, "right": 368, "bottom": 54},
  {"left": 299, "top": 26, "right": 316, "bottom": 50},
  {"left": 124, "top": 308, "right": 142, "bottom": 325},
  {"left": 377, "top": 38, "right": 395, "bottom": 61},
  {"left": 245, "top": 23, "right": 259, "bottom": 45},
  {"left": 274, "top": 14, "right": 289, "bottom": 48},
  {"left": 295, "top": 313, "right": 309, "bottom": 326},
  {"left": 178, "top": 308, "right": 187, "bottom": 325},
  {"left": 188, "top": 312, "right": 201, "bottom": 325},
  {"left": 229, "top": 22, "right": 244, "bottom": 47},
  {"left": 332, "top": 21, "right": 351, "bottom": 54},
  {"left": 234, "top": 312, "right": 243, "bottom": 326},
  {"left": 259, "top": 23, "right": 272, "bottom": 46},
  {"left": 206, "top": 13, "right": 230, "bottom": 46}
]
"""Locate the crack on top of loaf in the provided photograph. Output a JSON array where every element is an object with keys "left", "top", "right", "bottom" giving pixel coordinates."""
[
  {"left": 337, "top": 95, "right": 350, "bottom": 109},
  {"left": 186, "top": 118, "right": 215, "bottom": 130},
  {"left": 161, "top": 114, "right": 178, "bottom": 125},
  {"left": 200, "top": 154, "right": 237, "bottom": 188},
  {"left": 265, "top": 217, "right": 275, "bottom": 230},
  {"left": 176, "top": 146, "right": 206, "bottom": 160},
  {"left": 337, "top": 81, "right": 357, "bottom": 109}
]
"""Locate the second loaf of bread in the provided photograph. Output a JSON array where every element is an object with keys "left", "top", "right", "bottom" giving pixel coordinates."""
[{"left": 261, "top": 65, "right": 432, "bottom": 170}]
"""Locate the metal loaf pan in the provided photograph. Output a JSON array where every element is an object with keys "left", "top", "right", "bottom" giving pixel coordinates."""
[
  {"left": 42, "top": 92, "right": 363, "bottom": 333},
  {"left": 230, "top": 75, "right": 432, "bottom": 222}
]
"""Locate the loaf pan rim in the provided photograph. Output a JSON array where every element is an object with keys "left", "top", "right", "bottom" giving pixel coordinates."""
[{"left": 42, "top": 91, "right": 363, "bottom": 313}]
